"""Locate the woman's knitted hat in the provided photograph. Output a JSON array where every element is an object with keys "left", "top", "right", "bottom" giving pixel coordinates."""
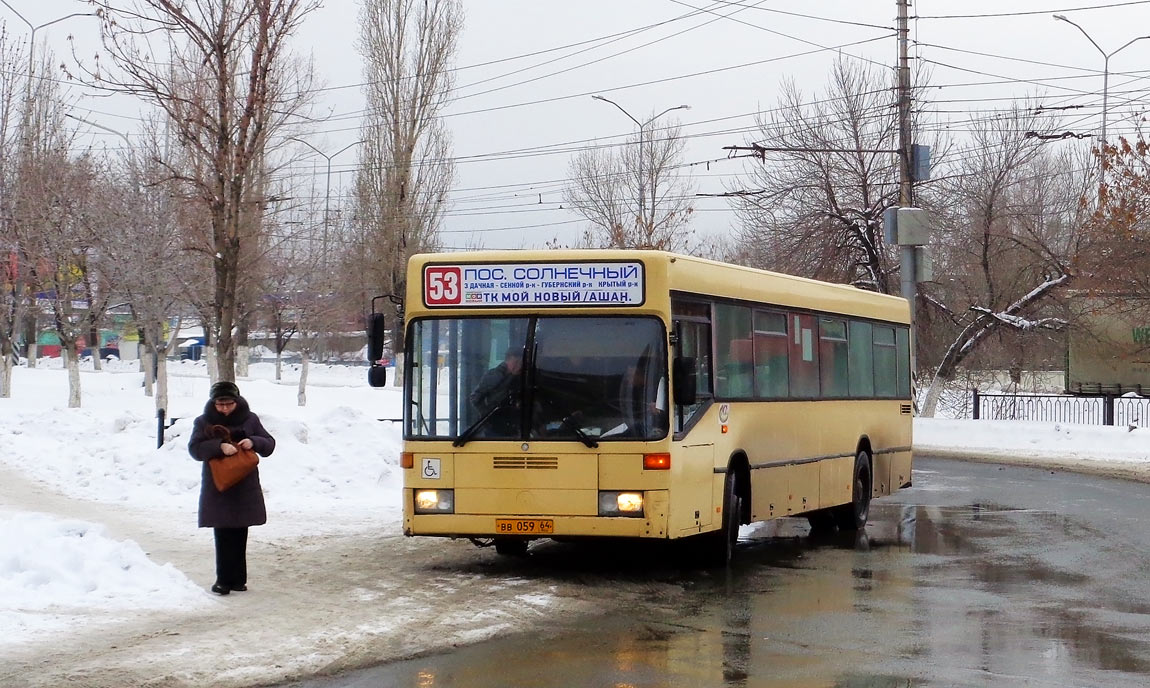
[{"left": 210, "top": 381, "right": 241, "bottom": 401}]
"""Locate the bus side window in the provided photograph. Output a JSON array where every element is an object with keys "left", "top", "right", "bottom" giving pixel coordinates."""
[
  {"left": 672, "top": 317, "right": 711, "bottom": 434},
  {"left": 789, "top": 313, "right": 819, "bottom": 398}
]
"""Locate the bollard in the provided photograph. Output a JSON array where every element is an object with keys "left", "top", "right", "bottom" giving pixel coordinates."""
[
  {"left": 972, "top": 388, "right": 980, "bottom": 420},
  {"left": 157, "top": 408, "right": 166, "bottom": 449}
]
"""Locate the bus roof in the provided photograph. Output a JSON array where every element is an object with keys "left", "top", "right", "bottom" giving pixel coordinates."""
[{"left": 408, "top": 249, "right": 910, "bottom": 324}]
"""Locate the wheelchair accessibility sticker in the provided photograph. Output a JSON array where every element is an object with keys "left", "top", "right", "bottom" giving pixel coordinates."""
[
  {"left": 421, "top": 458, "right": 441, "bottom": 480},
  {"left": 718, "top": 403, "right": 730, "bottom": 424}
]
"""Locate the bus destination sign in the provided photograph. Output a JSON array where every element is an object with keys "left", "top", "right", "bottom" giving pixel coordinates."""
[{"left": 423, "top": 261, "right": 645, "bottom": 308}]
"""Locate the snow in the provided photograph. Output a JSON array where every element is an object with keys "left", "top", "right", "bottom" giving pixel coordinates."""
[
  {"left": 1, "top": 358, "right": 405, "bottom": 648},
  {"left": 2, "top": 358, "right": 1149, "bottom": 684}
]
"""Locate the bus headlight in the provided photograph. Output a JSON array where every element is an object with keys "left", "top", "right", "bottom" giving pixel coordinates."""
[
  {"left": 414, "top": 489, "right": 454, "bottom": 514},
  {"left": 598, "top": 491, "right": 644, "bottom": 517}
]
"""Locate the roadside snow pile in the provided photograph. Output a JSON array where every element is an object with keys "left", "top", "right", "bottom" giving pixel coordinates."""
[
  {"left": 915, "top": 418, "right": 1150, "bottom": 463},
  {"left": 0, "top": 512, "right": 210, "bottom": 644}
]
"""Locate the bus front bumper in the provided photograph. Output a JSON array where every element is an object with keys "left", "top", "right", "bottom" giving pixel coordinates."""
[{"left": 404, "top": 490, "right": 669, "bottom": 539}]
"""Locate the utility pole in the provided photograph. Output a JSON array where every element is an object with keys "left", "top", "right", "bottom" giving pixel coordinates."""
[{"left": 897, "top": 0, "right": 918, "bottom": 376}]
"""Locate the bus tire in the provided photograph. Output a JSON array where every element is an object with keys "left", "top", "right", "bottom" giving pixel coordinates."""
[
  {"left": 494, "top": 537, "right": 529, "bottom": 556},
  {"left": 703, "top": 471, "right": 741, "bottom": 567},
  {"left": 834, "top": 450, "right": 872, "bottom": 531}
]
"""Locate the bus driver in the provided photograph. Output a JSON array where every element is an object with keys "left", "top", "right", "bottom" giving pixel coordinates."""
[{"left": 468, "top": 348, "right": 524, "bottom": 435}]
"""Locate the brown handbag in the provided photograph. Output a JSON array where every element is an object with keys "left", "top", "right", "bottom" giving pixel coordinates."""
[{"left": 207, "top": 425, "right": 260, "bottom": 492}]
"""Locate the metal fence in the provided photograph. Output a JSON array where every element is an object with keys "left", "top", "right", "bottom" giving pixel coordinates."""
[{"left": 972, "top": 390, "right": 1150, "bottom": 426}]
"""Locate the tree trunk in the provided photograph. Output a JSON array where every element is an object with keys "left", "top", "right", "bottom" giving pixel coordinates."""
[
  {"left": 205, "top": 346, "right": 219, "bottom": 386},
  {"left": 90, "top": 324, "right": 102, "bottom": 371},
  {"left": 65, "top": 341, "right": 81, "bottom": 408},
  {"left": 24, "top": 315, "right": 37, "bottom": 369},
  {"left": 0, "top": 346, "right": 12, "bottom": 398},
  {"left": 142, "top": 349, "right": 155, "bottom": 397},
  {"left": 391, "top": 319, "right": 404, "bottom": 387},
  {"left": 275, "top": 352, "right": 282, "bottom": 381},
  {"left": 156, "top": 346, "right": 169, "bottom": 415},
  {"left": 393, "top": 352, "right": 404, "bottom": 388},
  {"left": 237, "top": 344, "right": 250, "bottom": 377},
  {"left": 297, "top": 350, "right": 309, "bottom": 406}
]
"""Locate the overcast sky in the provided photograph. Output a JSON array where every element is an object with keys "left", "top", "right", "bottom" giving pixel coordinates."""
[{"left": 8, "top": 0, "right": 1150, "bottom": 250}]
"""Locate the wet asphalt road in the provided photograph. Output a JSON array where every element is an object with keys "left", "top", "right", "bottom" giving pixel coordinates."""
[{"left": 287, "top": 458, "right": 1150, "bottom": 687}]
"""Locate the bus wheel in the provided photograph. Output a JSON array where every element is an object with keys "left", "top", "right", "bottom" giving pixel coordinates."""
[
  {"left": 835, "top": 450, "right": 872, "bottom": 531},
  {"left": 704, "top": 472, "right": 741, "bottom": 567},
  {"left": 494, "top": 538, "right": 529, "bottom": 556}
]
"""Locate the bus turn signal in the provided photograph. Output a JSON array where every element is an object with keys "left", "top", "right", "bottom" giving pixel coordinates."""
[
  {"left": 401, "top": 452, "right": 414, "bottom": 469},
  {"left": 643, "top": 453, "right": 671, "bottom": 470}
]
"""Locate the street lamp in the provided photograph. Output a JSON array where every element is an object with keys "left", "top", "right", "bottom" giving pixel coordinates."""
[
  {"left": 0, "top": 2, "right": 96, "bottom": 104},
  {"left": 66, "top": 113, "right": 133, "bottom": 149},
  {"left": 591, "top": 95, "right": 690, "bottom": 231},
  {"left": 1053, "top": 14, "right": 1150, "bottom": 188},
  {"left": 289, "top": 137, "right": 364, "bottom": 264}
]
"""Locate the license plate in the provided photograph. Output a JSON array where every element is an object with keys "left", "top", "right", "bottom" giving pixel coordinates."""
[{"left": 495, "top": 518, "right": 554, "bottom": 535}]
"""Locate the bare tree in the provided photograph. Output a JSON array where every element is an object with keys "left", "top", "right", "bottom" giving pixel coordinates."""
[
  {"left": 81, "top": 0, "right": 320, "bottom": 383},
  {"left": 351, "top": 0, "right": 461, "bottom": 385},
  {"left": 731, "top": 58, "right": 903, "bottom": 292},
  {"left": 102, "top": 125, "right": 189, "bottom": 413},
  {"left": 918, "top": 103, "right": 1088, "bottom": 416},
  {"left": 17, "top": 147, "right": 103, "bottom": 407},
  {"left": 0, "top": 23, "right": 25, "bottom": 396},
  {"left": 564, "top": 114, "right": 696, "bottom": 251},
  {"left": 8, "top": 44, "right": 96, "bottom": 404}
]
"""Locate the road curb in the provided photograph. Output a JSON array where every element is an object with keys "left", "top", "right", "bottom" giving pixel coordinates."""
[{"left": 915, "top": 447, "right": 1150, "bottom": 485}]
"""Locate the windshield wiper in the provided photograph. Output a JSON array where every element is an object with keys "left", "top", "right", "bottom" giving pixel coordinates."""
[
  {"left": 559, "top": 414, "right": 598, "bottom": 449},
  {"left": 453, "top": 395, "right": 514, "bottom": 448},
  {"left": 537, "top": 394, "right": 598, "bottom": 448}
]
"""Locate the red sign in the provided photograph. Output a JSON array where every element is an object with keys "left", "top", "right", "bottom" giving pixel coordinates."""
[{"left": 424, "top": 266, "right": 462, "bottom": 306}]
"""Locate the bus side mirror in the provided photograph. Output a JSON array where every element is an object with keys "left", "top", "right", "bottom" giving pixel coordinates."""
[
  {"left": 367, "top": 312, "right": 387, "bottom": 388},
  {"left": 673, "top": 357, "right": 697, "bottom": 406},
  {"left": 367, "top": 312, "right": 387, "bottom": 362},
  {"left": 368, "top": 366, "right": 388, "bottom": 388}
]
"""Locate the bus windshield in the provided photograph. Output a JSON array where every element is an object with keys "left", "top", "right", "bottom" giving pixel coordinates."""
[{"left": 406, "top": 316, "right": 667, "bottom": 443}]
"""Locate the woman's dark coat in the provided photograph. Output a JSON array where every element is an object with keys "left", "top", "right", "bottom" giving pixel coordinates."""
[{"left": 187, "top": 396, "right": 276, "bottom": 528}]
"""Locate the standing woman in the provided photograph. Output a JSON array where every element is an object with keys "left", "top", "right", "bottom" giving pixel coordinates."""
[{"left": 187, "top": 381, "right": 276, "bottom": 595}]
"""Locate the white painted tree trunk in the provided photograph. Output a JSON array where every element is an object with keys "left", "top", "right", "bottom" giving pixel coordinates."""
[
  {"left": 205, "top": 346, "right": 218, "bottom": 386},
  {"left": 920, "top": 374, "right": 945, "bottom": 418},
  {"left": 142, "top": 350, "right": 155, "bottom": 397},
  {"left": 275, "top": 352, "right": 282, "bottom": 381},
  {"left": 65, "top": 345, "right": 81, "bottom": 408},
  {"left": 27, "top": 341, "right": 37, "bottom": 369},
  {"left": 393, "top": 352, "right": 404, "bottom": 387},
  {"left": 156, "top": 351, "right": 170, "bottom": 417},
  {"left": 237, "top": 344, "right": 250, "bottom": 377},
  {"left": 297, "top": 351, "right": 309, "bottom": 406},
  {"left": 0, "top": 353, "right": 11, "bottom": 398}
]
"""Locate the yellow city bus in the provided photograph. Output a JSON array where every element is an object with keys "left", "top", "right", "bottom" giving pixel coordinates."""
[{"left": 367, "top": 250, "right": 913, "bottom": 565}]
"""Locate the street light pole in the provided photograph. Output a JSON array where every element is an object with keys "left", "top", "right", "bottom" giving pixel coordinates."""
[
  {"left": 591, "top": 95, "right": 689, "bottom": 236},
  {"left": 66, "top": 113, "right": 133, "bottom": 149},
  {"left": 288, "top": 138, "right": 364, "bottom": 264},
  {"left": 0, "top": 2, "right": 96, "bottom": 107},
  {"left": 1053, "top": 14, "right": 1150, "bottom": 191}
]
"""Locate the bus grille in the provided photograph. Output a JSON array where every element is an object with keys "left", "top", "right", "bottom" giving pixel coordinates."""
[{"left": 493, "top": 456, "right": 559, "bottom": 470}]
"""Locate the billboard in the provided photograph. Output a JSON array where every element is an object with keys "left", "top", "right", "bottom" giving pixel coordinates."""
[{"left": 1067, "top": 297, "right": 1150, "bottom": 395}]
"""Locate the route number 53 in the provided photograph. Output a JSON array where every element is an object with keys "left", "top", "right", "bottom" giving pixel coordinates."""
[{"left": 425, "top": 267, "right": 461, "bottom": 306}]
